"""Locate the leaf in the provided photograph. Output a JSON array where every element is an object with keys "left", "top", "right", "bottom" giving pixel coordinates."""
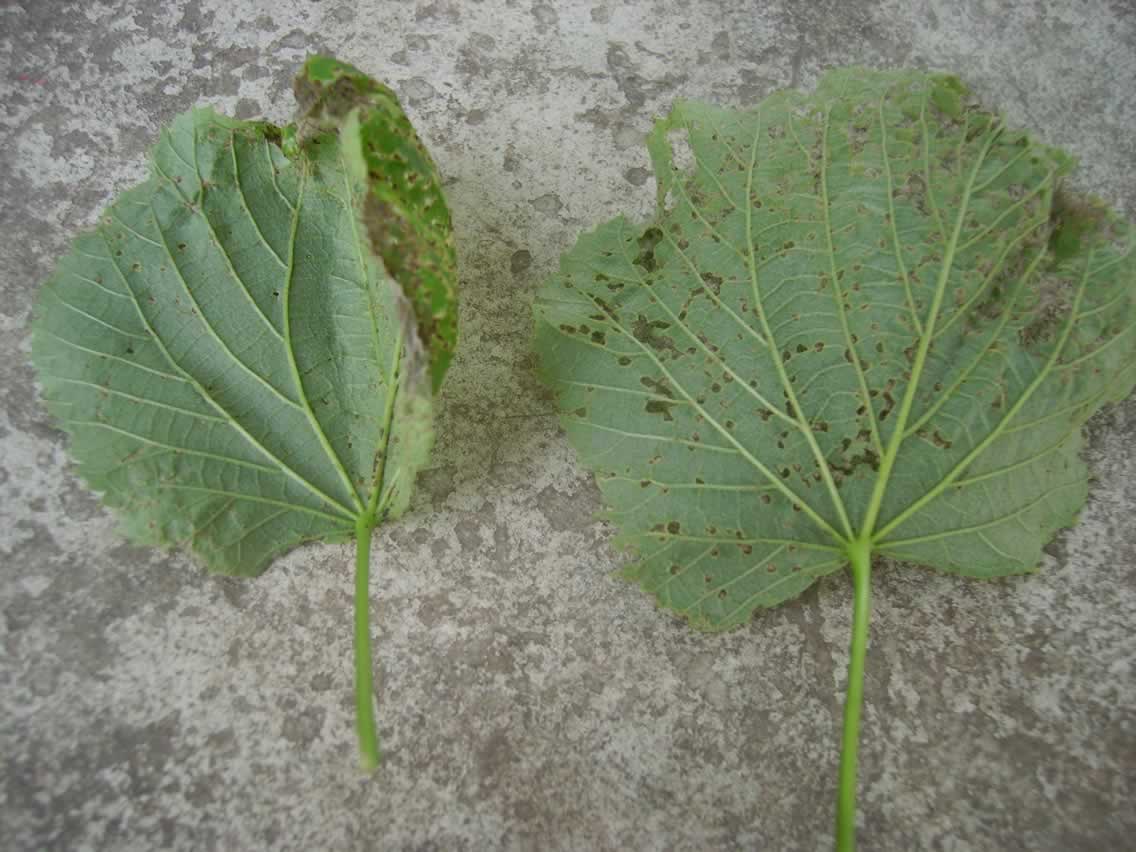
[
  {"left": 32, "top": 56, "right": 456, "bottom": 576},
  {"left": 30, "top": 56, "right": 457, "bottom": 768},
  {"left": 536, "top": 67, "right": 1135, "bottom": 628},
  {"left": 534, "top": 68, "right": 1135, "bottom": 847}
]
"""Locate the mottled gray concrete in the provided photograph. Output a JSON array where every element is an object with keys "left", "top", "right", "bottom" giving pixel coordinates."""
[{"left": 2, "top": 1, "right": 1135, "bottom": 850}]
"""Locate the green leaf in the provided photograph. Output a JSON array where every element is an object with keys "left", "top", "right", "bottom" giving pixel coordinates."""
[
  {"left": 31, "top": 56, "right": 457, "bottom": 768},
  {"left": 537, "top": 66, "right": 1135, "bottom": 626},
  {"left": 32, "top": 56, "right": 455, "bottom": 576},
  {"left": 534, "top": 68, "right": 1135, "bottom": 846}
]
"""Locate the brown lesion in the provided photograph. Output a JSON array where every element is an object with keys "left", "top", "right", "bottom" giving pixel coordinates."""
[
  {"left": 645, "top": 399, "right": 676, "bottom": 421},
  {"left": 1018, "top": 262, "right": 1075, "bottom": 348},
  {"left": 631, "top": 314, "right": 677, "bottom": 354},
  {"left": 292, "top": 68, "right": 399, "bottom": 144},
  {"left": 634, "top": 227, "right": 664, "bottom": 272}
]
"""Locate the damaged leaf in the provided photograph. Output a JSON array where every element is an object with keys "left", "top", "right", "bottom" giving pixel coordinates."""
[
  {"left": 534, "top": 68, "right": 1135, "bottom": 849},
  {"left": 31, "top": 56, "right": 458, "bottom": 770}
]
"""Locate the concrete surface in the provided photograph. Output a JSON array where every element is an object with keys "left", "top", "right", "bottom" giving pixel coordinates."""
[{"left": 2, "top": 1, "right": 1135, "bottom": 849}]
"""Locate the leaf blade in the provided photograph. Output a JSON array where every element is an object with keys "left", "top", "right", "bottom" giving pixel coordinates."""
[
  {"left": 536, "top": 68, "right": 1136, "bottom": 628},
  {"left": 31, "top": 61, "right": 457, "bottom": 577}
]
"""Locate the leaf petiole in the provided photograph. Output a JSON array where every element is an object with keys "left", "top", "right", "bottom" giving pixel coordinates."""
[
  {"left": 836, "top": 536, "right": 873, "bottom": 851},
  {"left": 352, "top": 329, "right": 405, "bottom": 771},
  {"left": 354, "top": 513, "right": 380, "bottom": 772}
]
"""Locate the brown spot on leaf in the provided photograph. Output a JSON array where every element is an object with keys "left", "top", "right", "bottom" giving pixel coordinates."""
[
  {"left": 645, "top": 399, "right": 675, "bottom": 421},
  {"left": 634, "top": 227, "right": 664, "bottom": 272}
]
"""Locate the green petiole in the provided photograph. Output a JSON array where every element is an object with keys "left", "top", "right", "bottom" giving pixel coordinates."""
[
  {"left": 354, "top": 515, "right": 380, "bottom": 772},
  {"left": 836, "top": 537, "right": 873, "bottom": 851}
]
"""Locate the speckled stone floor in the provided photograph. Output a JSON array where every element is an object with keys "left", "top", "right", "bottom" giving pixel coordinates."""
[{"left": 2, "top": 2, "right": 1134, "bottom": 849}]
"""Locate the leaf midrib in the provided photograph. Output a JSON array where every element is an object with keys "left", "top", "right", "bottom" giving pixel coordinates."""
[
  {"left": 856, "top": 105, "right": 1003, "bottom": 543},
  {"left": 692, "top": 107, "right": 856, "bottom": 541},
  {"left": 280, "top": 166, "right": 368, "bottom": 514},
  {"left": 715, "top": 106, "right": 855, "bottom": 540}
]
